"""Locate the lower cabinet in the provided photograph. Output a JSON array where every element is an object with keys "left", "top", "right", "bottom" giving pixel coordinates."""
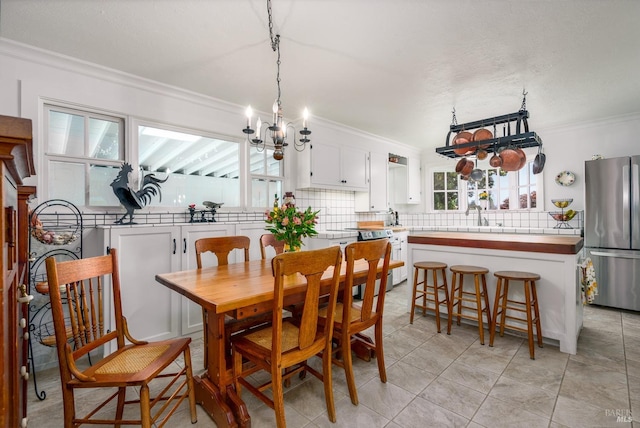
[{"left": 102, "top": 222, "right": 257, "bottom": 353}]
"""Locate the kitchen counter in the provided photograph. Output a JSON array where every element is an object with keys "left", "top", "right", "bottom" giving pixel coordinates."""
[
  {"left": 408, "top": 232, "right": 583, "bottom": 255},
  {"left": 407, "top": 232, "right": 584, "bottom": 354}
]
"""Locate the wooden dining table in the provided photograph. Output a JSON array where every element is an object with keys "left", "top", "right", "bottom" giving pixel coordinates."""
[{"left": 155, "top": 257, "right": 403, "bottom": 428}]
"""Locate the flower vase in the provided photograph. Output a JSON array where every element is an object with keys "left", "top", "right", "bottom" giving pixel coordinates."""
[
  {"left": 480, "top": 200, "right": 488, "bottom": 210},
  {"left": 284, "top": 243, "right": 301, "bottom": 252}
]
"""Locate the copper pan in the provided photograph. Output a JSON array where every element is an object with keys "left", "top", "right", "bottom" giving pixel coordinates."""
[
  {"left": 499, "top": 147, "right": 521, "bottom": 171},
  {"left": 472, "top": 128, "right": 493, "bottom": 149},
  {"left": 453, "top": 131, "right": 475, "bottom": 155},
  {"left": 460, "top": 159, "right": 474, "bottom": 176},
  {"left": 515, "top": 148, "right": 527, "bottom": 170},
  {"left": 455, "top": 157, "right": 468, "bottom": 173}
]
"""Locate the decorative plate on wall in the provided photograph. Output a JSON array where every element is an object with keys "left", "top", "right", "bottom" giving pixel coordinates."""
[{"left": 555, "top": 170, "right": 576, "bottom": 186}]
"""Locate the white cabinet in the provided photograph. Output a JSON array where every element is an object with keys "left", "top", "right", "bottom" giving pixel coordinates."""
[
  {"left": 307, "top": 236, "right": 357, "bottom": 252},
  {"left": 391, "top": 231, "right": 409, "bottom": 285},
  {"left": 180, "top": 224, "right": 236, "bottom": 335},
  {"left": 355, "top": 151, "right": 389, "bottom": 212},
  {"left": 104, "top": 226, "right": 181, "bottom": 354},
  {"left": 103, "top": 223, "right": 238, "bottom": 350},
  {"left": 389, "top": 156, "right": 421, "bottom": 205},
  {"left": 297, "top": 143, "right": 368, "bottom": 191},
  {"left": 407, "top": 157, "right": 421, "bottom": 204}
]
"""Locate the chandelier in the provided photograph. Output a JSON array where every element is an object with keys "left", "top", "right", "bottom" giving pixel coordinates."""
[{"left": 242, "top": 0, "right": 311, "bottom": 161}]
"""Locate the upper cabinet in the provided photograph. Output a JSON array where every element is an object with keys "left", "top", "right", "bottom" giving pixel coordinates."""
[
  {"left": 297, "top": 142, "right": 368, "bottom": 191},
  {"left": 355, "top": 151, "right": 388, "bottom": 212},
  {"left": 388, "top": 153, "right": 421, "bottom": 205}
]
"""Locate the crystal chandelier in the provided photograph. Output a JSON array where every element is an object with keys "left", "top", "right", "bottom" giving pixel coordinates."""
[{"left": 242, "top": 0, "right": 311, "bottom": 161}]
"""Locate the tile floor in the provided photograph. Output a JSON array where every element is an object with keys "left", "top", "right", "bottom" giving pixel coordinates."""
[{"left": 27, "top": 280, "right": 639, "bottom": 427}]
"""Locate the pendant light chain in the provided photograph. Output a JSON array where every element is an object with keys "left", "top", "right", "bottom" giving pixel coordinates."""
[{"left": 267, "top": 0, "right": 282, "bottom": 107}]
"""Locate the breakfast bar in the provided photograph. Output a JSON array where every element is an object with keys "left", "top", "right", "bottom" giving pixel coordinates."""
[{"left": 407, "top": 232, "right": 585, "bottom": 354}]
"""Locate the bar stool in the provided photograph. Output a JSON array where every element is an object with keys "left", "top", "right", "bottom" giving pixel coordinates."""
[
  {"left": 448, "top": 265, "right": 491, "bottom": 344},
  {"left": 410, "top": 261, "right": 451, "bottom": 333},
  {"left": 490, "top": 270, "right": 543, "bottom": 359}
]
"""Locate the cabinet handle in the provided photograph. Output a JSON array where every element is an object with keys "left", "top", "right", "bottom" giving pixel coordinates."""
[
  {"left": 20, "top": 365, "right": 29, "bottom": 380},
  {"left": 17, "top": 285, "right": 33, "bottom": 304},
  {"left": 183, "top": 238, "right": 187, "bottom": 254},
  {"left": 21, "top": 417, "right": 27, "bottom": 428},
  {"left": 173, "top": 239, "right": 177, "bottom": 254},
  {"left": 20, "top": 318, "right": 26, "bottom": 329},
  {"left": 23, "top": 332, "right": 29, "bottom": 340}
]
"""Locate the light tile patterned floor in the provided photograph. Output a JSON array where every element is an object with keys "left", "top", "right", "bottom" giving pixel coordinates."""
[{"left": 27, "top": 280, "right": 640, "bottom": 427}]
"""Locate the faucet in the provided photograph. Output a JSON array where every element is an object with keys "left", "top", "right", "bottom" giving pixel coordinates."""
[{"left": 465, "top": 204, "right": 486, "bottom": 226}]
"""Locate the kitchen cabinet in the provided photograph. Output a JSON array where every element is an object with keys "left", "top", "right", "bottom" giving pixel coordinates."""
[
  {"left": 355, "top": 151, "right": 389, "bottom": 212},
  {"left": 0, "top": 115, "right": 35, "bottom": 428},
  {"left": 102, "top": 223, "right": 236, "bottom": 352},
  {"left": 389, "top": 155, "right": 421, "bottom": 205},
  {"left": 297, "top": 143, "right": 368, "bottom": 191},
  {"left": 306, "top": 235, "right": 357, "bottom": 252},
  {"left": 407, "top": 157, "right": 421, "bottom": 204},
  {"left": 391, "top": 231, "right": 409, "bottom": 285}
]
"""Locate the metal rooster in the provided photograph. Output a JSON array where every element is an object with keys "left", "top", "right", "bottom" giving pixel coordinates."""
[{"left": 111, "top": 162, "right": 168, "bottom": 224}]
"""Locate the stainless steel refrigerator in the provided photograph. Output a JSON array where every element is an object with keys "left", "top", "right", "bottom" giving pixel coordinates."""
[{"left": 585, "top": 155, "right": 640, "bottom": 311}]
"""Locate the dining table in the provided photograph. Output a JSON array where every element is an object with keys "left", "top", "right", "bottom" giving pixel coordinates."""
[{"left": 155, "top": 257, "right": 404, "bottom": 428}]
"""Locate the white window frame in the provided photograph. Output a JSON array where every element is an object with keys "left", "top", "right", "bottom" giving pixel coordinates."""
[{"left": 248, "top": 144, "right": 284, "bottom": 209}]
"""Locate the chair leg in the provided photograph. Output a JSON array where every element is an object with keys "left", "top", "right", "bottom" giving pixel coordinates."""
[
  {"left": 342, "top": 333, "right": 358, "bottom": 405},
  {"left": 183, "top": 346, "right": 198, "bottom": 423},
  {"left": 322, "top": 345, "right": 337, "bottom": 423},
  {"left": 375, "top": 320, "right": 387, "bottom": 384},
  {"left": 499, "top": 280, "right": 510, "bottom": 337},
  {"left": 115, "top": 386, "right": 126, "bottom": 428},
  {"left": 63, "top": 387, "right": 75, "bottom": 428},
  {"left": 531, "top": 280, "right": 544, "bottom": 348},
  {"left": 473, "top": 274, "right": 485, "bottom": 345},
  {"left": 139, "top": 384, "right": 151, "bottom": 428},
  {"left": 489, "top": 278, "right": 502, "bottom": 347},
  {"left": 432, "top": 268, "right": 441, "bottom": 333},
  {"left": 271, "top": 365, "right": 286, "bottom": 428},
  {"left": 410, "top": 267, "right": 418, "bottom": 324},
  {"left": 524, "top": 281, "right": 535, "bottom": 359}
]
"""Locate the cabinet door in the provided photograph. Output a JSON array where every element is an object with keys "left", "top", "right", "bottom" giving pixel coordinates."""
[
  {"left": 398, "top": 231, "right": 409, "bottom": 282},
  {"left": 180, "top": 224, "right": 235, "bottom": 335},
  {"left": 310, "top": 144, "right": 341, "bottom": 187},
  {"left": 407, "top": 157, "right": 421, "bottom": 204},
  {"left": 356, "top": 151, "right": 388, "bottom": 211},
  {"left": 341, "top": 146, "right": 369, "bottom": 190},
  {"left": 106, "top": 226, "right": 181, "bottom": 354},
  {"left": 235, "top": 222, "right": 268, "bottom": 261}
]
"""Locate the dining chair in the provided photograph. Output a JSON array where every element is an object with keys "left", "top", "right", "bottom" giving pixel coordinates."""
[
  {"left": 45, "top": 248, "right": 197, "bottom": 428},
  {"left": 259, "top": 233, "right": 285, "bottom": 259},
  {"left": 231, "top": 246, "right": 343, "bottom": 428},
  {"left": 194, "top": 235, "right": 269, "bottom": 366},
  {"left": 318, "top": 238, "right": 392, "bottom": 405}
]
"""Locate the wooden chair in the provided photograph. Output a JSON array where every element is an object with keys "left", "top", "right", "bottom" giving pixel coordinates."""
[
  {"left": 231, "top": 246, "right": 343, "bottom": 428},
  {"left": 319, "top": 239, "right": 392, "bottom": 405},
  {"left": 45, "top": 248, "right": 197, "bottom": 428},
  {"left": 259, "top": 233, "right": 285, "bottom": 259},
  {"left": 194, "top": 235, "right": 268, "bottom": 366}
]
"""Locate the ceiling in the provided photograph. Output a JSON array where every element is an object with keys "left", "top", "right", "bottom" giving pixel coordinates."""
[{"left": 2, "top": 0, "right": 640, "bottom": 154}]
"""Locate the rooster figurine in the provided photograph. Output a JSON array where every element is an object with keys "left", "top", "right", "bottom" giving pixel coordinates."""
[{"left": 111, "top": 162, "right": 168, "bottom": 224}]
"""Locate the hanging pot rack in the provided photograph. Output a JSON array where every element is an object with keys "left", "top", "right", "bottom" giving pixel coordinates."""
[{"left": 436, "top": 109, "right": 542, "bottom": 159}]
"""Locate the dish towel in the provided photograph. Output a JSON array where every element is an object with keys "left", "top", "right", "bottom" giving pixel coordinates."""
[{"left": 580, "top": 257, "right": 598, "bottom": 304}]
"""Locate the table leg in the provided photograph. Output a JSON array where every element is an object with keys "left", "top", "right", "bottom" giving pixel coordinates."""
[{"left": 194, "top": 309, "right": 250, "bottom": 427}]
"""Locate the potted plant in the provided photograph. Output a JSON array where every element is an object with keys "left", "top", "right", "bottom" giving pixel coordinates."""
[{"left": 265, "top": 194, "right": 319, "bottom": 251}]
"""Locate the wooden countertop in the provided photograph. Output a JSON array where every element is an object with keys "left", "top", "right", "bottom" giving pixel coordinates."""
[{"left": 408, "top": 232, "right": 583, "bottom": 255}]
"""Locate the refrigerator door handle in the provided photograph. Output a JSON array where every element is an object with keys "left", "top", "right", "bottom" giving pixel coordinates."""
[
  {"left": 589, "top": 250, "right": 640, "bottom": 260},
  {"left": 622, "top": 163, "right": 630, "bottom": 240},
  {"left": 632, "top": 160, "right": 640, "bottom": 248}
]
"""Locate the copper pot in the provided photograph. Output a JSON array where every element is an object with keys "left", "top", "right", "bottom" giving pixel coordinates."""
[
  {"left": 476, "top": 149, "right": 489, "bottom": 160},
  {"left": 455, "top": 157, "right": 468, "bottom": 173},
  {"left": 453, "top": 131, "right": 475, "bottom": 155},
  {"left": 515, "top": 148, "right": 527, "bottom": 170},
  {"left": 499, "top": 148, "right": 521, "bottom": 171},
  {"left": 472, "top": 128, "right": 493, "bottom": 149},
  {"left": 460, "top": 159, "right": 474, "bottom": 176}
]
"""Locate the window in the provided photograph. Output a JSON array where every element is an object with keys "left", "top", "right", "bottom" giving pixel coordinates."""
[
  {"left": 249, "top": 145, "right": 283, "bottom": 208},
  {"left": 433, "top": 171, "right": 459, "bottom": 210},
  {"left": 137, "top": 125, "right": 241, "bottom": 208},
  {"left": 432, "top": 159, "right": 541, "bottom": 211},
  {"left": 45, "top": 104, "right": 125, "bottom": 206}
]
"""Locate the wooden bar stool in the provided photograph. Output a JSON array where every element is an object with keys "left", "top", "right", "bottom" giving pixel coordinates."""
[
  {"left": 448, "top": 265, "right": 491, "bottom": 344},
  {"left": 410, "top": 261, "right": 451, "bottom": 333},
  {"left": 490, "top": 270, "right": 543, "bottom": 359}
]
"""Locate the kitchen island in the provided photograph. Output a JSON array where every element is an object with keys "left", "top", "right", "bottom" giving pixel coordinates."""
[{"left": 408, "top": 232, "right": 585, "bottom": 354}]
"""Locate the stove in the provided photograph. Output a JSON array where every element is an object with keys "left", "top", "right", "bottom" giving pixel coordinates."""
[{"left": 355, "top": 229, "right": 393, "bottom": 241}]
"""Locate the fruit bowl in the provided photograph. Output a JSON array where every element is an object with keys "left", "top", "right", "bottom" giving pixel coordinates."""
[
  {"left": 552, "top": 198, "right": 573, "bottom": 209},
  {"left": 549, "top": 211, "right": 576, "bottom": 222}
]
